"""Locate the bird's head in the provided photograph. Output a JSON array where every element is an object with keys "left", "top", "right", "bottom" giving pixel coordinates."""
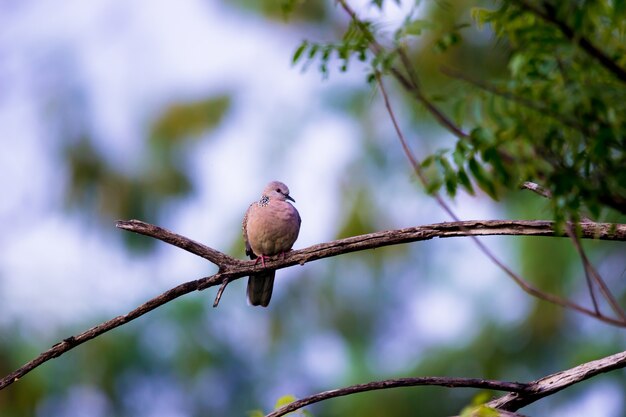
[{"left": 263, "top": 181, "right": 295, "bottom": 202}]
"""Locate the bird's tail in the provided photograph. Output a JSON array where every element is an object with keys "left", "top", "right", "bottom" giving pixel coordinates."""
[{"left": 247, "top": 271, "right": 275, "bottom": 307}]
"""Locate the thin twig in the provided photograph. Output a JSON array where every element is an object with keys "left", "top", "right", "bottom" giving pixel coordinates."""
[
  {"left": 115, "top": 220, "right": 237, "bottom": 267},
  {"left": 565, "top": 223, "right": 600, "bottom": 314},
  {"left": 374, "top": 73, "right": 626, "bottom": 327},
  {"left": 520, "top": 181, "right": 552, "bottom": 199},
  {"left": 265, "top": 377, "right": 530, "bottom": 417},
  {"left": 213, "top": 277, "right": 231, "bottom": 307},
  {"left": 336, "top": 0, "right": 468, "bottom": 139},
  {"left": 395, "top": 47, "right": 469, "bottom": 138},
  {"left": 567, "top": 226, "right": 626, "bottom": 320},
  {"left": 519, "top": 185, "right": 623, "bottom": 318}
]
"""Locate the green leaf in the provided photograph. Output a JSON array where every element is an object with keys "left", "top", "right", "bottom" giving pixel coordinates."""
[
  {"left": 458, "top": 168, "right": 475, "bottom": 195},
  {"left": 438, "top": 157, "right": 458, "bottom": 196},
  {"left": 280, "top": 0, "right": 300, "bottom": 18},
  {"left": 292, "top": 41, "right": 308, "bottom": 64},
  {"left": 459, "top": 405, "right": 500, "bottom": 417},
  {"left": 508, "top": 53, "right": 526, "bottom": 77},
  {"left": 275, "top": 394, "right": 297, "bottom": 410},
  {"left": 452, "top": 144, "right": 466, "bottom": 167},
  {"left": 403, "top": 19, "right": 436, "bottom": 36},
  {"left": 150, "top": 95, "right": 231, "bottom": 143},
  {"left": 421, "top": 155, "right": 436, "bottom": 168},
  {"left": 434, "top": 31, "right": 461, "bottom": 53},
  {"left": 469, "top": 127, "right": 493, "bottom": 147},
  {"left": 425, "top": 177, "right": 443, "bottom": 194},
  {"left": 452, "top": 98, "right": 466, "bottom": 127},
  {"left": 471, "top": 7, "right": 492, "bottom": 29},
  {"left": 468, "top": 158, "right": 498, "bottom": 199},
  {"left": 308, "top": 44, "right": 319, "bottom": 59}
]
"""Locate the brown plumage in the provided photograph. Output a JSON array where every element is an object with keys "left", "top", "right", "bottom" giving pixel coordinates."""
[{"left": 242, "top": 181, "right": 301, "bottom": 307}]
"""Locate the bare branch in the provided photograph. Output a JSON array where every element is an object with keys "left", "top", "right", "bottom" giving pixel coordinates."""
[
  {"left": 520, "top": 181, "right": 552, "bottom": 199},
  {"left": 395, "top": 47, "right": 469, "bottom": 139},
  {"left": 519, "top": 184, "right": 624, "bottom": 317},
  {"left": 116, "top": 220, "right": 237, "bottom": 267},
  {"left": 451, "top": 410, "right": 530, "bottom": 417},
  {"left": 2, "top": 218, "right": 625, "bottom": 392},
  {"left": 0, "top": 273, "right": 224, "bottom": 391},
  {"left": 567, "top": 226, "right": 626, "bottom": 320},
  {"left": 213, "top": 276, "right": 231, "bottom": 307},
  {"left": 118, "top": 219, "right": 626, "bottom": 276},
  {"left": 265, "top": 377, "right": 530, "bottom": 417},
  {"left": 266, "top": 349, "right": 626, "bottom": 417},
  {"left": 488, "top": 350, "right": 626, "bottom": 411}
]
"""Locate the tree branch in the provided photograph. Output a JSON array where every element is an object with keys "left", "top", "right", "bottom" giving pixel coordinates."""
[
  {"left": 116, "top": 219, "right": 626, "bottom": 274},
  {"left": 336, "top": 0, "right": 469, "bottom": 139},
  {"left": 1, "top": 219, "right": 624, "bottom": 391},
  {"left": 566, "top": 226, "right": 626, "bottom": 321},
  {"left": 338, "top": 0, "right": 626, "bottom": 334},
  {"left": 265, "top": 377, "right": 530, "bottom": 417},
  {"left": 520, "top": 183, "right": 623, "bottom": 318},
  {"left": 375, "top": 73, "right": 626, "bottom": 328},
  {"left": 114, "top": 220, "right": 238, "bottom": 267},
  {"left": 264, "top": 349, "right": 626, "bottom": 417},
  {"left": 488, "top": 349, "right": 626, "bottom": 411},
  {"left": 520, "top": 181, "right": 552, "bottom": 199},
  {"left": 0, "top": 273, "right": 224, "bottom": 391}
]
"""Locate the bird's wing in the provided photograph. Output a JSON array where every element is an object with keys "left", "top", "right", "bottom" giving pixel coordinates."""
[{"left": 242, "top": 203, "right": 256, "bottom": 259}]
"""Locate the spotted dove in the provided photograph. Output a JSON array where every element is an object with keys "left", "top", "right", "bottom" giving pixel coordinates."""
[{"left": 242, "top": 181, "right": 301, "bottom": 307}]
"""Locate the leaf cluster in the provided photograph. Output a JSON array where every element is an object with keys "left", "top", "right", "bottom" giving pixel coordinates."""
[
  {"left": 293, "top": 0, "right": 626, "bottom": 222},
  {"left": 292, "top": 18, "right": 379, "bottom": 78},
  {"left": 447, "top": 1, "right": 626, "bottom": 221}
]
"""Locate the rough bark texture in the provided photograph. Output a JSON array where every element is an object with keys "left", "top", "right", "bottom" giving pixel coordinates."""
[{"left": 487, "top": 350, "right": 626, "bottom": 411}]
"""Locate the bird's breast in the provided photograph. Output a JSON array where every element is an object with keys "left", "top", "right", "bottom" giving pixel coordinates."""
[{"left": 246, "top": 202, "right": 300, "bottom": 256}]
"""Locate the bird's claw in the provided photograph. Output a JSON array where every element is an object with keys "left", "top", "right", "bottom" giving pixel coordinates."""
[{"left": 253, "top": 254, "right": 271, "bottom": 268}]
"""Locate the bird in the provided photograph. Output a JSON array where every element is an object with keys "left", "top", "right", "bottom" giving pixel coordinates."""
[{"left": 242, "top": 181, "right": 301, "bottom": 307}]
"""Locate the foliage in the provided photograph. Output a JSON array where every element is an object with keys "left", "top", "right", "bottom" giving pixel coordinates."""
[
  {"left": 292, "top": 0, "right": 626, "bottom": 223},
  {"left": 459, "top": 392, "right": 502, "bottom": 417}
]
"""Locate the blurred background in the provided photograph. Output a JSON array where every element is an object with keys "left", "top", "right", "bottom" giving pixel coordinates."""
[{"left": 0, "top": 0, "right": 624, "bottom": 416}]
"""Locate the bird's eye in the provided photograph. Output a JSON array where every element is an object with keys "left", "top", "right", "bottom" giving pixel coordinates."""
[{"left": 276, "top": 188, "right": 281, "bottom": 193}]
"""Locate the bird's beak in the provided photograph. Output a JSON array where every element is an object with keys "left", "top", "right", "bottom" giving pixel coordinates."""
[{"left": 286, "top": 194, "right": 295, "bottom": 203}]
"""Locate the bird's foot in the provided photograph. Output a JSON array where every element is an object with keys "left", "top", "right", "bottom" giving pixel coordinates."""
[{"left": 253, "top": 254, "right": 271, "bottom": 267}]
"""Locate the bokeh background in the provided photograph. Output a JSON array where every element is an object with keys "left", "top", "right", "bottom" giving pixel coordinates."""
[{"left": 1, "top": 1, "right": 625, "bottom": 416}]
